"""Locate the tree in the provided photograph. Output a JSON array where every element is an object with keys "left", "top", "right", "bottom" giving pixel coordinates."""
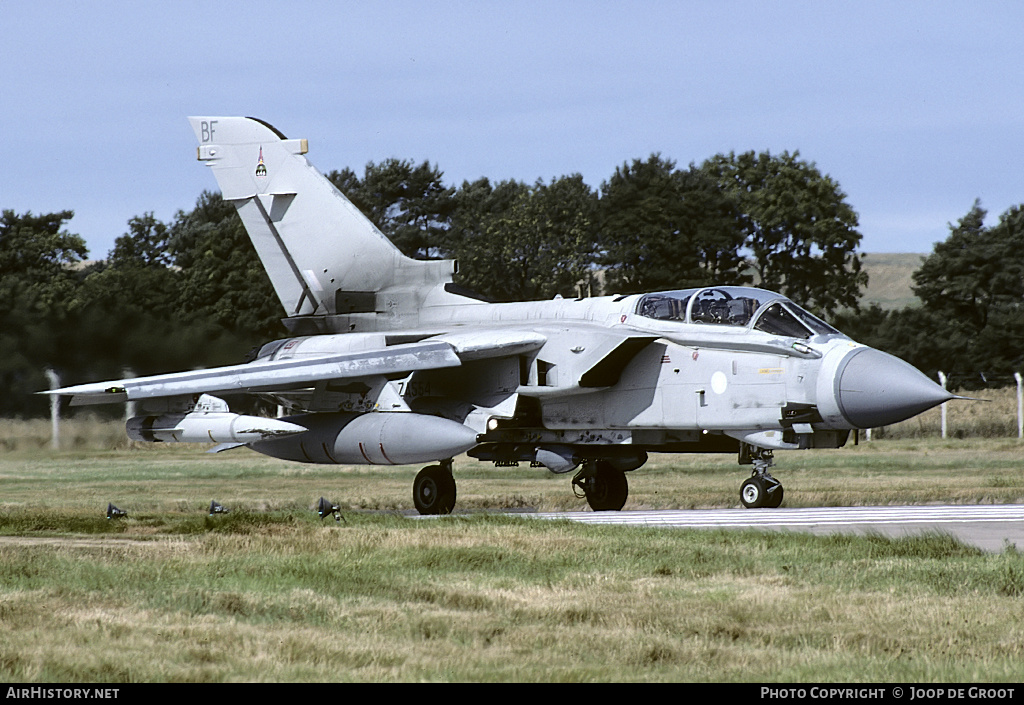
[
  {"left": 908, "top": 200, "right": 1024, "bottom": 385},
  {"left": 0, "top": 209, "right": 88, "bottom": 414},
  {"left": 444, "top": 176, "right": 598, "bottom": 301},
  {"left": 833, "top": 304, "right": 974, "bottom": 383},
  {"left": 0, "top": 209, "right": 87, "bottom": 320},
  {"left": 599, "top": 155, "right": 749, "bottom": 294},
  {"left": 169, "top": 191, "right": 282, "bottom": 342},
  {"left": 701, "top": 150, "right": 867, "bottom": 317},
  {"left": 503, "top": 174, "right": 599, "bottom": 300},
  {"left": 107, "top": 212, "right": 175, "bottom": 269},
  {"left": 912, "top": 200, "right": 1024, "bottom": 330},
  {"left": 443, "top": 177, "right": 527, "bottom": 299},
  {"left": 838, "top": 201, "right": 1024, "bottom": 389},
  {"left": 327, "top": 159, "right": 455, "bottom": 259},
  {"left": 78, "top": 213, "right": 178, "bottom": 317},
  {"left": 69, "top": 213, "right": 188, "bottom": 377}
]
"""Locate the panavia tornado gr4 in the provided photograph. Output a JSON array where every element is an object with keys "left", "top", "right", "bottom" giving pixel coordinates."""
[{"left": 48, "top": 117, "right": 955, "bottom": 514}]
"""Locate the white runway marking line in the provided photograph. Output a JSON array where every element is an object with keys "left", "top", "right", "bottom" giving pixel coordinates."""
[{"left": 528, "top": 505, "right": 1024, "bottom": 528}]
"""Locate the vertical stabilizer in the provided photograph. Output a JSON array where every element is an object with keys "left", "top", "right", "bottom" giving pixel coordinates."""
[{"left": 188, "top": 117, "right": 456, "bottom": 320}]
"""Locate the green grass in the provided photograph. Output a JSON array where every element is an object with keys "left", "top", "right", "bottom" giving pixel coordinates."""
[
  {"left": 1, "top": 437, "right": 1023, "bottom": 682},
  {"left": 1, "top": 514, "right": 1023, "bottom": 682}
]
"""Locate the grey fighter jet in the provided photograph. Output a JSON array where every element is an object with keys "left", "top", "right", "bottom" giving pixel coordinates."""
[{"left": 48, "top": 117, "right": 955, "bottom": 514}]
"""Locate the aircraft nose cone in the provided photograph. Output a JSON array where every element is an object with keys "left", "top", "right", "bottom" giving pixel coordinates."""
[{"left": 836, "top": 347, "right": 953, "bottom": 428}]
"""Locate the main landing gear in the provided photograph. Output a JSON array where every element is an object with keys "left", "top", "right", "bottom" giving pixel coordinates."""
[
  {"left": 739, "top": 446, "right": 784, "bottom": 508},
  {"left": 572, "top": 460, "right": 629, "bottom": 512},
  {"left": 413, "top": 460, "right": 457, "bottom": 515},
  {"left": 413, "top": 448, "right": 781, "bottom": 514},
  {"left": 413, "top": 456, "right": 631, "bottom": 515}
]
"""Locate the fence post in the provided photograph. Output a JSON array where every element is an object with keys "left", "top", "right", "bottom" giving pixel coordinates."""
[
  {"left": 123, "top": 368, "right": 136, "bottom": 422},
  {"left": 45, "top": 368, "right": 60, "bottom": 450},
  {"left": 938, "top": 371, "right": 948, "bottom": 439},
  {"left": 1016, "top": 372, "right": 1023, "bottom": 440}
]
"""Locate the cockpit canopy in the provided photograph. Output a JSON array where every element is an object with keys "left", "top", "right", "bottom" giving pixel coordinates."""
[{"left": 635, "top": 287, "right": 841, "bottom": 339}]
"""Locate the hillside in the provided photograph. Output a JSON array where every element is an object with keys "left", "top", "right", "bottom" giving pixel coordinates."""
[{"left": 859, "top": 252, "right": 924, "bottom": 310}]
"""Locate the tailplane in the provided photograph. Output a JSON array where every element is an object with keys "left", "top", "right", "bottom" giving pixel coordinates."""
[{"left": 188, "top": 117, "right": 458, "bottom": 331}]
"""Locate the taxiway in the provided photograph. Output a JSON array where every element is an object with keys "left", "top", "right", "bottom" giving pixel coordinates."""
[{"left": 527, "top": 504, "right": 1024, "bottom": 552}]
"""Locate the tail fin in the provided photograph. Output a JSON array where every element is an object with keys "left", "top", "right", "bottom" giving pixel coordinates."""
[{"left": 188, "top": 117, "right": 456, "bottom": 325}]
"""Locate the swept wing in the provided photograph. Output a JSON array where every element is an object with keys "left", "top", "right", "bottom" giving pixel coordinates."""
[{"left": 48, "top": 330, "right": 547, "bottom": 407}]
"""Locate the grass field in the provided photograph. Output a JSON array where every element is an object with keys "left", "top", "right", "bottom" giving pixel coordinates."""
[{"left": 1, "top": 426, "right": 1023, "bottom": 682}]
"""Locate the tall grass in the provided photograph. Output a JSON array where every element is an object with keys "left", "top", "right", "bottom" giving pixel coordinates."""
[
  {"left": 0, "top": 513, "right": 1022, "bottom": 682},
  {"left": 0, "top": 417, "right": 132, "bottom": 452},
  {"left": 880, "top": 386, "right": 1020, "bottom": 439}
]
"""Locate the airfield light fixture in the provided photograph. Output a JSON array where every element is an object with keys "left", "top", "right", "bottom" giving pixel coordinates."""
[
  {"left": 209, "top": 501, "right": 230, "bottom": 515},
  {"left": 317, "top": 497, "right": 344, "bottom": 523}
]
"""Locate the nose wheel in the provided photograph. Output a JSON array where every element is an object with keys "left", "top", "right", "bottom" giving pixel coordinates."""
[
  {"left": 739, "top": 448, "right": 784, "bottom": 508},
  {"left": 740, "top": 474, "right": 784, "bottom": 508}
]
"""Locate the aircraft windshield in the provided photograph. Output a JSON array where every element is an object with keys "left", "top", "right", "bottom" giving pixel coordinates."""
[
  {"left": 788, "top": 304, "right": 840, "bottom": 336},
  {"left": 753, "top": 303, "right": 811, "bottom": 338},
  {"left": 635, "top": 287, "right": 842, "bottom": 338},
  {"left": 753, "top": 302, "right": 841, "bottom": 338}
]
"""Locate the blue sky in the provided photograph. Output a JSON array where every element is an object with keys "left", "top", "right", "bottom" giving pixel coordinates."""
[{"left": 3, "top": 1, "right": 1022, "bottom": 258}]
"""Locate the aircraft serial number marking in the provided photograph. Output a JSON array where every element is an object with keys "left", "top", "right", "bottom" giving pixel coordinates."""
[{"left": 398, "top": 380, "right": 431, "bottom": 397}]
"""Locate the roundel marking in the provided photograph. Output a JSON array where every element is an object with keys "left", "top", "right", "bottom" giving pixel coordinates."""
[{"left": 711, "top": 371, "right": 728, "bottom": 395}]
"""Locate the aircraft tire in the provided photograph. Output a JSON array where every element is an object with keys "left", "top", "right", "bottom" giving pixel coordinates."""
[
  {"left": 763, "top": 482, "right": 784, "bottom": 508},
  {"left": 740, "top": 476, "right": 767, "bottom": 508},
  {"left": 584, "top": 461, "right": 629, "bottom": 511},
  {"left": 413, "top": 464, "right": 457, "bottom": 515}
]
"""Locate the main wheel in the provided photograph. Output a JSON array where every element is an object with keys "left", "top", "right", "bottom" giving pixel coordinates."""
[
  {"left": 580, "top": 461, "right": 628, "bottom": 511},
  {"left": 413, "top": 465, "right": 457, "bottom": 515}
]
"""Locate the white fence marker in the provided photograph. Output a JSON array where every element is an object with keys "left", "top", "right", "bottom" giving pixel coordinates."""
[
  {"left": 938, "top": 372, "right": 948, "bottom": 439},
  {"left": 1015, "top": 372, "right": 1023, "bottom": 440},
  {"left": 45, "top": 368, "right": 60, "bottom": 450}
]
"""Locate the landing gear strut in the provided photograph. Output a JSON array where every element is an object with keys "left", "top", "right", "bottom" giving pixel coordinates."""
[
  {"left": 739, "top": 447, "right": 784, "bottom": 509},
  {"left": 572, "top": 460, "right": 629, "bottom": 511},
  {"left": 413, "top": 460, "right": 457, "bottom": 515}
]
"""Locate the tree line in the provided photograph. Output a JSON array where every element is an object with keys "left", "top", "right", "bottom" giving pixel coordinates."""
[
  {"left": 1, "top": 149, "right": 1020, "bottom": 416},
  {"left": 836, "top": 200, "right": 1024, "bottom": 390}
]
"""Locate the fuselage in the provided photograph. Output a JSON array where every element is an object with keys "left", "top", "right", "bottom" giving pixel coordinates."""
[{"left": 261, "top": 285, "right": 952, "bottom": 454}]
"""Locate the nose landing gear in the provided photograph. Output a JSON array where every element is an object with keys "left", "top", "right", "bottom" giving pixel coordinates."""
[{"left": 739, "top": 447, "right": 784, "bottom": 508}]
